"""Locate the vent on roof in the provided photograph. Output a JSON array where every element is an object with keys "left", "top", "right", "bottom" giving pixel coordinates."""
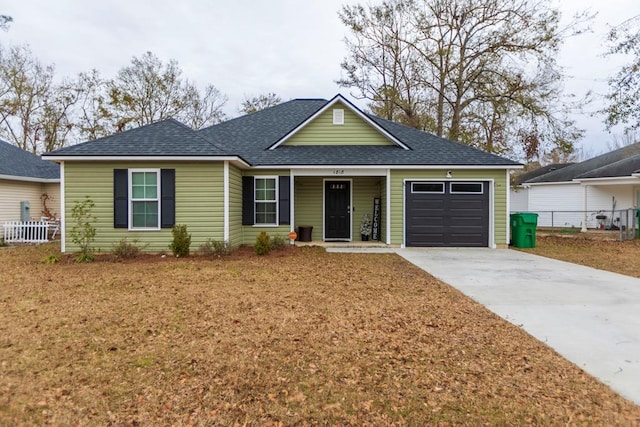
[{"left": 333, "top": 109, "right": 344, "bottom": 125}]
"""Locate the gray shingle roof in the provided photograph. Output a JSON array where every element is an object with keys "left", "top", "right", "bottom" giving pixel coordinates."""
[
  {"left": 0, "top": 139, "right": 59, "bottom": 180},
  {"left": 513, "top": 163, "right": 574, "bottom": 185},
  {"left": 45, "top": 96, "right": 520, "bottom": 167},
  {"left": 198, "top": 98, "right": 519, "bottom": 166},
  {"left": 525, "top": 143, "right": 640, "bottom": 183},
  {"left": 47, "top": 119, "right": 231, "bottom": 157}
]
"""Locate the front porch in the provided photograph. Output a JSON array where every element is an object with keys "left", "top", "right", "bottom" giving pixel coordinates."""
[{"left": 292, "top": 172, "right": 388, "bottom": 244}]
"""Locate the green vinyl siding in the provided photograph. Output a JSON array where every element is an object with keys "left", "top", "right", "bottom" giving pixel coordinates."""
[
  {"left": 389, "top": 169, "right": 509, "bottom": 246},
  {"left": 64, "top": 161, "right": 225, "bottom": 253},
  {"left": 228, "top": 164, "right": 243, "bottom": 248},
  {"left": 351, "top": 177, "right": 383, "bottom": 240},
  {"left": 284, "top": 101, "right": 393, "bottom": 146},
  {"left": 294, "top": 177, "right": 324, "bottom": 238}
]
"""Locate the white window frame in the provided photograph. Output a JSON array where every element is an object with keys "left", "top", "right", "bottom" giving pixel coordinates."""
[
  {"left": 254, "top": 176, "right": 279, "bottom": 226},
  {"left": 129, "top": 168, "right": 161, "bottom": 231},
  {"left": 450, "top": 182, "right": 484, "bottom": 194},
  {"left": 333, "top": 108, "right": 344, "bottom": 125},
  {"left": 411, "top": 182, "right": 445, "bottom": 194}
]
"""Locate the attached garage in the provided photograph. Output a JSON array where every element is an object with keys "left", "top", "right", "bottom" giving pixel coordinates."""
[{"left": 405, "top": 181, "right": 490, "bottom": 247}]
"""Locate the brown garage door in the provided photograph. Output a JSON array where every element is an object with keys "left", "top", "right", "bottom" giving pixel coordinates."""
[{"left": 405, "top": 181, "right": 489, "bottom": 247}]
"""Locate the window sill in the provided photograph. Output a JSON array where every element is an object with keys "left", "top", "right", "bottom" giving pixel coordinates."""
[{"left": 252, "top": 224, "right": 279, "bottom": 228}]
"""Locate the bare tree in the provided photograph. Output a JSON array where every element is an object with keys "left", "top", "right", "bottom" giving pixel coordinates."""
[
  {"left": 338, "top": 1, "right": 430, "bottom": 130},
  {"left": 239, "top": 92, "right": 282, "bottom": 114},
  {"left": 0, "top": 15, "right": 12, "bottom": 32},
  {"left": 0, "top": 44, "right": 78, "bottom": 153},
  {"left": 182, "top": 84, "right": 228, "bottom": 129},
  {"left": 106, "top": 52, "right": 227, "bottom": 132},
  {"left": 74, "top": 69, "right": 114, "bottom": 141},
  {"left": 603, "top": 15, "right": 640, "bottom": 132},
  {"left": 339, "top": 0, "right": 589, "bottom": 157},
  {"left": 607, "top": 130, "right": 639, "bottom": 150}
]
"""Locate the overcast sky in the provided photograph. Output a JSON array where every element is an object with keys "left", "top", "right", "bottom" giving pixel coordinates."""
[{"left": 4, "top": 0, "right": 640, "bottom": 157}]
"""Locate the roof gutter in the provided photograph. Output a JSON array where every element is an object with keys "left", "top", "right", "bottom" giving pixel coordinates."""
[
  {"left": 252, "top": 164, "right": 522, "bottom": 170},
  {"left": 0, "top": 173, "right": 60, "bottom": 183},
  {"left": 41, "top": 155, "right": 251, "bottom": 168},
  {"left": 573, "top": 175, "right": 640, "bottom": 185}
]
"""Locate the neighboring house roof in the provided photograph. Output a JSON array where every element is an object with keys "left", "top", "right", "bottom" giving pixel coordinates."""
[
  {"left": 0, "top": 139, "right": 59, "bottom": 181},
  {"left": 513, "top": 163, "right": 574, "bottom": 185},
  {"left": 47, "top": 119, "right": 232, "bottom": 157},
  {"left": 525, "top": 143, "right": 640, "bottom": 184},
  {"left": 45, "top": 95, "right": 521, "bottom": 168}
]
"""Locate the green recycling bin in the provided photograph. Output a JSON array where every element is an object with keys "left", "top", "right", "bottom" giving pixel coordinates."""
[{"left": 510, "top": 212, "right": 538, "bottom": 248}]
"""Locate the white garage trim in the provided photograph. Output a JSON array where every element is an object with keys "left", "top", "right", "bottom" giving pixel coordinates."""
[{"left": 402, "top": 178, "right": 494, "bottom": 248}]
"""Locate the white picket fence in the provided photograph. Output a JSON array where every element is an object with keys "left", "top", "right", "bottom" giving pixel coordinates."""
[{"left": 3, "top": 221, "right": 50, "bottom": 243}]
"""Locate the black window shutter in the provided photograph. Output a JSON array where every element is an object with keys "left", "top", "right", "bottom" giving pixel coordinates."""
[
  {"left": 242, "top": 176, "right": 254, "bottom": 225},
  {"left": 113, "top": 169, "right": 128, "bottom": 228},
  {"left": 160, "top": 169, "right": 175, "bottom": 228},
  {"left": 278, "top": 176, "right": 290, "bottom": 225}
]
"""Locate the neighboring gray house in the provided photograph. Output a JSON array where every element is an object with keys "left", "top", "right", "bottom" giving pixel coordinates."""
[
  {"left": 510, "top": 163, "right": 574, "bottom": 212},
  {"left": 511, "top": 144, "right": 640, "bottom": 229},
  {"left": 0, "top": 139, "right": 60, "bottom": 223}
]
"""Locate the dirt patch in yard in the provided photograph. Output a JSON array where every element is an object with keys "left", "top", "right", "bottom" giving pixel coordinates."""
[
  {"left": 1, "top": 243, "right": 639, "bottom": 425},
  {"left": 520, "top": 234, "right": 640, "bottom": 278}
]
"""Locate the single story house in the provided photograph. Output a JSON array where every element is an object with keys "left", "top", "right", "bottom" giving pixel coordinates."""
[
  {"left": 43, "top": 94, "right": 521, "bottom": 253},
  {"left": 0, "top": 139, "right": 60, "bottom": 223},
  {"left": 512, "top": 143, "right": 640, "bottom": 229}
]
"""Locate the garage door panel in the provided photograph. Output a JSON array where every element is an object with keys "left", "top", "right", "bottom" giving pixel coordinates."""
[{"left": 406, "top": 181, "right": 489, "bottom": 247}]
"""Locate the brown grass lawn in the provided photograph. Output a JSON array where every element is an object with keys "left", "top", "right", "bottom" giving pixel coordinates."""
[
  {"left": 1, "top": 242, "right": 639, "bottom": 426},
  {"left": 521, "top": 234, "right": 640, "bottom": 278}
]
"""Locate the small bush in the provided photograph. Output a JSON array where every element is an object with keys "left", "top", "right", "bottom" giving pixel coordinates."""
[
  {"left": 70, "top": 197, "right": 96, "bottom": 262},
  {"left": 42, "top": 254, "right": 59, "bottom": 264},
  {"left": 113, "top": 238, "right": 145, "bottom": 259},
  {"left": 169, "top": 224, "right": 191, "bottom": 257},
  {"left": 254, "top": 231, "right": 271, "bottom": 255},
  {"left": 199, "top": 239, "right": 231, "bottom": 257},
  {"left": 0, "top": 237, "right": 6, "bottom": 247},
  {"left": 75, "top": 252, "right": 94, "bottom": 263},
  {"left": 271, "top": 234, "right": 288, "bottom": 250}
]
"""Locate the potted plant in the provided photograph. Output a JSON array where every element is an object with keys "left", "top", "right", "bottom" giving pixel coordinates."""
[{"left": 360, "top": 213, "right": 372, "bottom": 241}]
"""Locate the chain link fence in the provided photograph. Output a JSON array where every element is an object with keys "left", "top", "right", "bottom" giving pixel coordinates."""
[{"left": 510, "top": 208, "right": 639, "bottom": 241}]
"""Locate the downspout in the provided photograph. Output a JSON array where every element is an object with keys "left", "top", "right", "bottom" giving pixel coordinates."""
[
  {"left": 60, "top": 161, "right": 66, "bottom": 253},
  {"left": 290, "top": 170, "right": 295, "bottom": 233},
  {"left": 506, "top": 172, "right": 511, "bottom": 247},
  {"left": 581, "top": 185, "right": 588, "bottom": 232},
  {"left": 386, "top": 169, "right": 391, "bottom": 245},
  {"left": 223, "top": 161, "right": 229, "bottom": 243}
]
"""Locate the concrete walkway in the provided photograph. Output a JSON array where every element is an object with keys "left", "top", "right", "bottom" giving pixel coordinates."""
[{"left": 391, "top": 248, "right": 640, "bottom": 404}]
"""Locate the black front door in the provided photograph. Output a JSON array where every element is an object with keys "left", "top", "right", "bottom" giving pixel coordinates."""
[{"left": 325, "top": 181, "right": 351, "bottom": 240}]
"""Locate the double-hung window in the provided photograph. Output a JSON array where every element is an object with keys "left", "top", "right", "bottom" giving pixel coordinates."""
[
  {"left": 254, "top": 177, "right": 278, "bottom": 225},
  {"left": 130, "top": 169, "right": 160, "bottom": 230}
]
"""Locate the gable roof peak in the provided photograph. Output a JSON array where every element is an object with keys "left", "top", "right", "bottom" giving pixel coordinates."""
[{"left": 267, "top": 93, "right": 410, "bottom": 150}]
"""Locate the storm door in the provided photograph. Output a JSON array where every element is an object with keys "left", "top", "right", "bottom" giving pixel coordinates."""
[{"left": 325, "top": 181, "right": 351, "bottom": 240}]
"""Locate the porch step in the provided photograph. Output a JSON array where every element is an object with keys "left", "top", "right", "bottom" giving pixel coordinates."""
[{"left": 295, "top": 241, "right": 396, "bottom": 249}]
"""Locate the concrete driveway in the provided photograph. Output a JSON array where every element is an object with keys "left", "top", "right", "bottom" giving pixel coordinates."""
[{"left": 396, "top": 248, "right": 640, "bottom": 405}]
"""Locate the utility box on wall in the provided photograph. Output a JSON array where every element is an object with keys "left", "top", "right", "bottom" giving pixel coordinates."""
[{"left": 20, "top": 200, "right": 30, "bottom": 222}]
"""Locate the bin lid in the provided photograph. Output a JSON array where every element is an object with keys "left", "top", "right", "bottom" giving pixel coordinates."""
[{"left": 511, "top": 212, "right": 538, "bottom": 222}]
